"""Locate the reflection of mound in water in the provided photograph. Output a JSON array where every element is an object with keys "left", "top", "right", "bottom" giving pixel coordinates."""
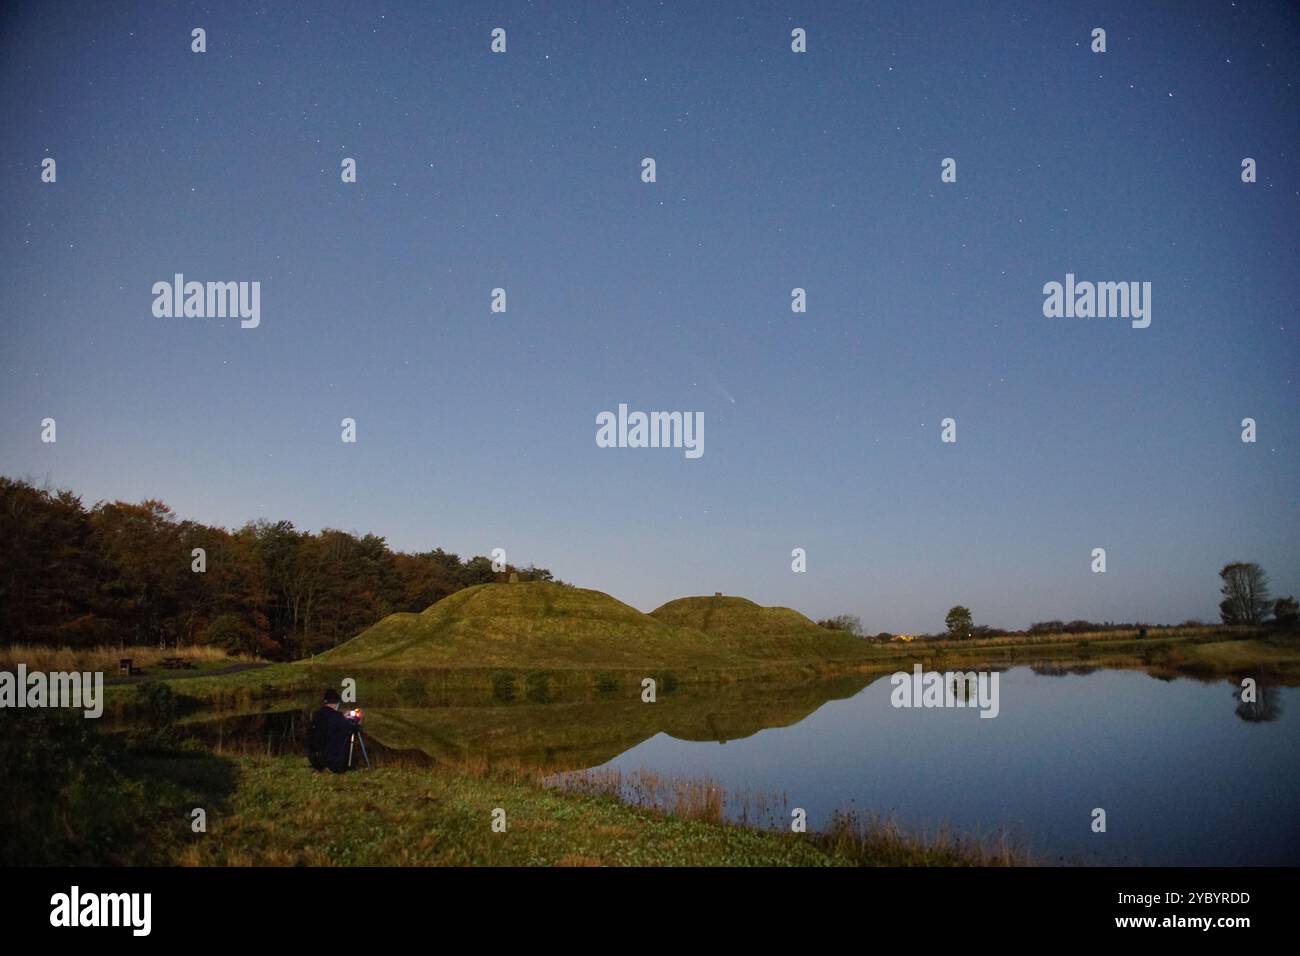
[
  {"left": 333, "top": 674, "right": 874, "bottom": 772},
  {"left": 141, "top": 674, "right": 873, "bottom": 773}
]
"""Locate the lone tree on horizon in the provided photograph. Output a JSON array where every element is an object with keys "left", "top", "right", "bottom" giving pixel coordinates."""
[
  {"left": 945, "top": 605, "right": 974, "bottom": 640},
  {"left": 1218, "top": 562, "right": 1271, "bottom": 625}
]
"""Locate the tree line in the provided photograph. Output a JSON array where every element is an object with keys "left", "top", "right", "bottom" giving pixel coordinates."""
[
  {"left": 818, "top": 562, "right": 1296, "bottom": 641},
  {"left": 0, "top": 477, "right": 561, "bottom": 660}
]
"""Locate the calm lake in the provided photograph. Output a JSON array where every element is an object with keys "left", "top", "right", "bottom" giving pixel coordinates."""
[
  {"left": 170, "top": 665, "right": 1300, "bottom": 866},
  {"left": 595, "top": 667, "right": 1300, "bottom": 865}
]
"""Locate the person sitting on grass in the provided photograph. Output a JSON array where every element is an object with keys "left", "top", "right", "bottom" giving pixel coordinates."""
[{"left": 305, "top": 687, "right": 360, "bottom": 773}]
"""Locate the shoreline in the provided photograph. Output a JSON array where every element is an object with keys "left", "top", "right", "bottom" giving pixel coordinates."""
[{"left": 85, "top": 625, "right": 1300, "bottom": 718}]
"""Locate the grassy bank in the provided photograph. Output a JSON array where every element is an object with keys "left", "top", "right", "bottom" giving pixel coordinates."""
[
  {"left": 1163, "top": 635, "right": 1300, "bottom": 676},
  {"left": 174, "top": 754, "right": 1016, "bottom": 866},
  {"left": 0, "top": 704, "right": 1016, "bottom": 867},
  {"left": 936, "top": 635, "right": 1300, "bottom": 681},
  {"left": 95, "top": 629, "right": 1300, "bottom": 721}
]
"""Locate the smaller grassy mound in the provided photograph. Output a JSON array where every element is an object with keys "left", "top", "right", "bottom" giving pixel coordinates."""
[
  {"left": 652, "top": 595, "right": 825, "bottom": 638},
  {"left": 650, "top": 594, "right": 867, "bottom": 659}
]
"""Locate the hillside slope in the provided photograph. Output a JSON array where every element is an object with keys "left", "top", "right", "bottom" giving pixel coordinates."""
[
  {"left": 317, "top": 582, "right": 728, "bottom": 669},
  {"left": 651, "top": 595, "right": 826, "bottom": 637},
  {"left": 315, "top": 582, "right": 869, "bottom": 671},
  {"left": 650, "top": 594, "right": 867, "bottom": 657}
]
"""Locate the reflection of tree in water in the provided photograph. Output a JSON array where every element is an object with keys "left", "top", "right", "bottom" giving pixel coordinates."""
[
  {"left": 1234, "top": 685, "right": 1282, "bottom": 723},
  {"left": 950, "top": 673, "right": 976, "bottom": 702},
  {"left": 1030, "top": 665, "right": 1100, "bottom": 678}
]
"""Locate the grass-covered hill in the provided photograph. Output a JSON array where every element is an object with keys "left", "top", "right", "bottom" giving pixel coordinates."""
[
  {"left": 650, "top": 594, "right": 864, "bottom": 652},
  {"left": 316, "top": 581, "right": 728, "bottom": 670},
  {"left": 312, "top": 582, "right": 870, "bottom": 672}
]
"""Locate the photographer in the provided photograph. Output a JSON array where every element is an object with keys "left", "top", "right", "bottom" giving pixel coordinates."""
[{"left": 305, "top": 688, "right": 361, "bottom": 773}]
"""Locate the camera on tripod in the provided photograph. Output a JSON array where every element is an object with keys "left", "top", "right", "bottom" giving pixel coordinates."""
[{"left": 344, "top": 706, "right": 370, "bottom": 769}]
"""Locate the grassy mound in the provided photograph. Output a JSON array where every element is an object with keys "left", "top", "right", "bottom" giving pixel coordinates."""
[
  {"left": 651, "top": 594, "right": 825, "bottom": 637},
  {"left": 312, "top": 582, "right": 871, "bottom": 673},
  {"left": 315, "top": 582, "right": 738, "bottom": 670},
  {"left": 650, "top": 594, "right": 866, "bottom": 658}
]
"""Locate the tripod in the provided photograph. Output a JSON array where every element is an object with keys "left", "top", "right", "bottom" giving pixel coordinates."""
[{"left": 347, "top": 726, "right": 372, "bottom": 770}]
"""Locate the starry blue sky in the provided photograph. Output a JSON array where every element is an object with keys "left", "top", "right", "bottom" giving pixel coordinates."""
[{"left": 1, "top": 0, "right": 1297, "bottom": 632}]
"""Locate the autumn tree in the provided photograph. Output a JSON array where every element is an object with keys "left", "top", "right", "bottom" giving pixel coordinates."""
[
  {"left": 0, "top": 479, "right": 107, "bottom": 645},
  {"left": 90, "top": 500, "right": 188, "bottom": 647},
  {"left": 0, "top": 477, "right": 560, "bottom": 660}
]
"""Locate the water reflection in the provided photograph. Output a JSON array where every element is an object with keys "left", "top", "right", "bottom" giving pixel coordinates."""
[
  {"left": 150, "top": 673, "right": 875, "bottom": 771},
  {"left": 1235, "top": 684, "right": 1283, "bottom": 723},
  {"left": 120, "top": 664, "right": 1300, "bottom": 864}
]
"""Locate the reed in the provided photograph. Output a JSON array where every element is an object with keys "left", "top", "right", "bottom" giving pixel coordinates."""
[{"left": 0, "top": 643, "right": 256, "bottom": 674}]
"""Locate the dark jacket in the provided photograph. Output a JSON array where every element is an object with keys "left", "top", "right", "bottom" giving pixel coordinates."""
[{"left": 306, "top": 705, "right": 359, "bottom": 773}]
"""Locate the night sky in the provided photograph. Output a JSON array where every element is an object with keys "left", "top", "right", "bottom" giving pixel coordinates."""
[{"left": 2, "top": 1, "right": 1297, "bottom": 632}]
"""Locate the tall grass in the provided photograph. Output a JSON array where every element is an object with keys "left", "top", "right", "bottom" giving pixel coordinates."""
[
  {"left": 0, "top": 643, "right": 257, "bottom": 673},
  {"left": 545, "top": 766, "right": 1029, "bottom": 864},
  {"left": 547, "top": 767, "right": 727, "bottom": 822},
  {"left": 817, "top": 809, "right": 1032, "bottom": 866}
]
